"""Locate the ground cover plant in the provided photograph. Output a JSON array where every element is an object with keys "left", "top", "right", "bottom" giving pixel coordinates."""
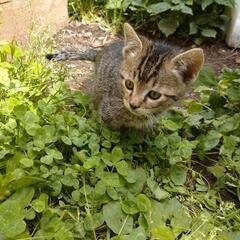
[
  {"left": 0, "top": 39, "right": 240, "bottom": 240},
  {"left": 68, "top": 0, "right": 235, "bottom": 43}
]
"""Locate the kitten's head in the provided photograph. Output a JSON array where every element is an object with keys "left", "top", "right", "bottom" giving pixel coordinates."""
[{"left": 120, "top": 23, "right": 204, "bottom": 117}]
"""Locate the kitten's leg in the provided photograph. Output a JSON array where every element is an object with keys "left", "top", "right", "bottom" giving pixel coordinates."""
[{"left": 99, "top": 97, "right": 126, "bottom": 129}]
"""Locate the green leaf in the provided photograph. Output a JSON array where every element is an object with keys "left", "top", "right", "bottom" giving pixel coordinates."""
[
  {"left": 107, "top": 187, "right": 119, "bottom": 200},
  {"left": 174, "top": 3, "right": 193, "bottom": 15},
  {"left": 103, "top": 202, "right": 133, "bottom": 234},
  {"left": 180, "top": 3, "right": 193, "bottom": 15},
  {"left": 189, "top": 22, "right": 198, "bottom": 35},
  {"left": 179, "top": 140, "right": 197, "bottom": 159},
  {"left": 24, "top": 111, "right": 39, "bottom": 124},
  {"left": 201, "top": 28, "right": 217, "bottom": 38},
  {"left": 147, "top": 179, "right": 170, "bottom": 200},
  {"left": 171, "top": 208, "right": 192, "bottom": 233},
  {"left": 13, "top": 104, "right": 27, "bottom": 120},
  {"left": 83, "top": 156, "right": 100, "bottom": 170},
  {"left": 214, "top": 0, "right": 235, "bottom": 7},
  {"left": 202, "top": 130, "right": 222, "bottom": 151},
  {"left": 208, "top": 165, "right": 225, "bottom": 178},
  {"left": 46, "top": 148, "right": 63, "bottom": 160},
  {"left": 25, "top": 209, "right": 36, "bottom": 221},
  {"left": 195, "top": 66, "right": 217, "bottom": 87},
  {"left": 115, "top": 160, "right": 128, "bottom": 176},
  {"left": 105, "top": 0, "right": 129, "bottom": 10},
  {"left": 158, "top": 17, "right": 179, "bottom": 37},
  {"left": 131, "top": 0, "right": 145, "bottom": 7},
  {"left": 0, "top": 67, "right": 10, "bottom": 87},
  {"left": 147, "top": 2, "right": 171, "bottom": 15},
  {"left": 126, "top": 168, "right": 146, "bottom": 194},
  {"left": 0, "top": 188, "right": 34, "bottom": 238},
  {"left": 136, "top": 194, "right": 151, "bottom": 212},
  {"left": 122, "top": 200, "right": 139, "bottom": 215},
  {"left": 151, "top": 226, "right": 175, "bottom": 240},
  {"left": 112, "top": 146, "right": 124, "bottom": 162},
  {"left": 218, "top": 115, "right": 240, "bottom": 133},
  {"left": 79, "top": 184, "right": 92, "bottom": 195},
  {"left": 95, "top": 180, "right": 106, "bottom": 196},
  {"left": 170, "top": 165, "right": 187, "bottom": 186},
  {"left": 102, "top": 140, "right": 111, "bottom": 148},
  {"left": 61, "top": 136, "right": 72, "bottom": 145},
  {"left": 220, "top": 135, "right": 239, "bottom": 157},
  {"left": 102, "top": 173, "right": 123, "bottom": 187},
  {"left": 218, "top": 231, "right": 240, "bottom": 240},
  {"left": 84, "top": 213, "right": 104, "bottom": 231},
  {"left": 49, "top": 181, "right": 62, "bottom": 196},
  {"left": 201, "top": 0, "right": 214, "bottom": 10},
  {"left": 89, "top": 142, "right": 100, "bottom": 155},
  {"left": 8, "top": 187, "right": 35, "bottom": 208},
  {"left": 155, "top": 134, "right": 168, "bottom": 149},
  {"left": 32, "top": 193, "right": 48, "bottom": 213},
  {"left": 122, "top": 227, "right": 146, "bottom": 240},
  {"left": 20, "top": 158, "right": 33, "bottom": 168},
  {"left": 72, "top": 190, "right": 81, "bottom": 201},
  {"left": 61, "top": 174, "right": 78, "bottom": 187},
  {"left": 0, "top": 150, "right": 9, "bottom": 159},
  {"left": 0, "top": 208, "right": 26, "bottom": 238},
  {"left": 40, "top": 155, "right": 53, "bottom": 165},
  {"left": 162, "top": 119, "right": 183, "bottom": 131}
]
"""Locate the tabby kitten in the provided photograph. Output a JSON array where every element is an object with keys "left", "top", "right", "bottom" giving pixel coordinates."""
[{"left": 47, "top": 23, "right": 204, "bottom": 129}]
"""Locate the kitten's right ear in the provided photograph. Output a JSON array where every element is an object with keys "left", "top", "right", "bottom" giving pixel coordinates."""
[
  {"left": 170, "top": 48, "right": 204, "bottom": 86},
  {"left": 122, "top": 23, "right": 143, "bottom": 59}
]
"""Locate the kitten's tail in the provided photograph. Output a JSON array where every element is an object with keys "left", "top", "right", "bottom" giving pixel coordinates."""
[{"left": 46, "top": 45, "right": 98, "bottom": 62}]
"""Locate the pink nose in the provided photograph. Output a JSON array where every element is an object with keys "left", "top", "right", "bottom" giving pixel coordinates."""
[{"left": 129, "top": 98, "right": 141, "bottom": 109}]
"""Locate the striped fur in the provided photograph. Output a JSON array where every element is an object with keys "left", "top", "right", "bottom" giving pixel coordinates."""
[{"left": 47, "top": 23, "right": 204, "bottom": 129}]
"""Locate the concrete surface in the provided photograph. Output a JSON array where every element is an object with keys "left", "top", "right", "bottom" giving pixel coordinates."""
[{"left": 0, "top": 0, "right": 69, "bottom": 46}]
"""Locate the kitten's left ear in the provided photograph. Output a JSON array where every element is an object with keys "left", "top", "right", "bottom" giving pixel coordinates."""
[
  {"left": 171, "top": 48, "right": 204, "bottom": 85},
  {"left": 122, "top": 23, "right": 143, "bottom": 59}
]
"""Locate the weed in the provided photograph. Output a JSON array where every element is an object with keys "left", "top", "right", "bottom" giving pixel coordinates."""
[
  {"left": 68, "top": 0, "right": 235, "bottom": 43},
  {"left": 0, "top": 40, "right": 239, "bottom": 239}
]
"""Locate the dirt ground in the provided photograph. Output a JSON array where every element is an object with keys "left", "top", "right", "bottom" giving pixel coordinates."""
[{"left": 53, "top": 21, "right": 240, "bottom": 82}]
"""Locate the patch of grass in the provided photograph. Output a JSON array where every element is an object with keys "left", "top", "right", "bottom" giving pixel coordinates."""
[
  {"left": 0, "top": 40, "right": 240, "bottom": 239},
  {"left": 68, "top": 0, "right": 104, "bottom": 23}
]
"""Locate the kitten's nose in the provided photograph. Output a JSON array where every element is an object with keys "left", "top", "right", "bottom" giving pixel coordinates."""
[
  {"left": 129, "top": 98, "right": 141, "bottom": 109},
  {"left": 129, "top": 103, "right": 140, "bottom": 109}
]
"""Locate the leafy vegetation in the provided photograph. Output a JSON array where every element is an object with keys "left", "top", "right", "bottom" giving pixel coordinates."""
[
  {"left": 68, "top": 0, "right": 235, "bottom": 43},
  {"left": 0, "top": 40, "right": 240, "bottom": 240}
]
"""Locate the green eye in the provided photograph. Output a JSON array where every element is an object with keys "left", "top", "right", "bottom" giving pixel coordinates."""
[
  {"left": 148, "top": 91, "right": 161, "bottom": 100},
  {"left": 125, "top": 80, "right": 134, "bottom": 90}
]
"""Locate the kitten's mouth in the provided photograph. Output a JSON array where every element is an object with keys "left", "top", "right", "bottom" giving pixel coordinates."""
[{"left": 123, "top": 99, "right": 146, "bottom": 117}]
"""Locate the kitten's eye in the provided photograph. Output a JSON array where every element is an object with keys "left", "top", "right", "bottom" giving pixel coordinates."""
[
  {"left": 148, "top": 91, "right": 161, "bottom": 100},
  {"left": 125, "top": 80, "right": 134, "bottom": 90}
]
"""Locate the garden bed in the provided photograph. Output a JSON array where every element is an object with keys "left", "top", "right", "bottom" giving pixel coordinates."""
[{"left": 0, "top": 18, "right": 240, "bottom": 240}]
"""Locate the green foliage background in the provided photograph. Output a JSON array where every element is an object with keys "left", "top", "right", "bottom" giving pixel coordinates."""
[
  {"left": 0, "top": 37, "right": 240, "bottom": 239},
  {"left": 68, "top": 0, "right": 235, "bottom": 43}
]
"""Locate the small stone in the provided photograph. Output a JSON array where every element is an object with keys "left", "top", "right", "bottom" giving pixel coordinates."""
[
  {"left": 235, "top": 56, "right": 240, "bottom": 64},
  {"left": 84, "top": 32, "right": 93, "bottom": 37},
  {"left": 218, "top": 49, "right": 226, "bottom": 53},
  {"left": 91, "top": 39, "right": 104, "bottom": 48}
]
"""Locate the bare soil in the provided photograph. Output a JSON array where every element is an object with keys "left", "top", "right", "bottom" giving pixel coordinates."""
[{"left": 53, "top": 21, "right": 240, "bottom": 76}]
